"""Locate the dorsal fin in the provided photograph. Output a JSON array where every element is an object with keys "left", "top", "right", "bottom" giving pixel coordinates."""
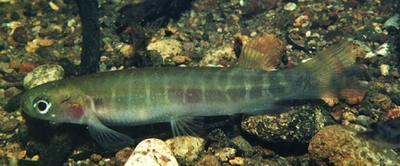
[{"left": 237, "top": 34, "right": 285, "bottom": 71}]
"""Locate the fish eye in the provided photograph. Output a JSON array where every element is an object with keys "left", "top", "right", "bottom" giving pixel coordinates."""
[{"left": 33, "top": 97, "right": 52, "bottom": 114}]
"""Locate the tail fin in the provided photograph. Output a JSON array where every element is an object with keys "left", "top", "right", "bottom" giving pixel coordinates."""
[{"left": 297, "top": 41, "right": 364, "bottom": 99}]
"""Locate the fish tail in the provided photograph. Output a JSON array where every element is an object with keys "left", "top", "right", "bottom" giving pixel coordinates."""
[{"left": 297, "top": 41, "right": 363, "bottom": 99}]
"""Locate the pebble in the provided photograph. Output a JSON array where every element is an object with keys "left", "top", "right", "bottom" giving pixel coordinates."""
[
  {"left": 165, "top": 136, "right": 205, "bottom": 163},
  {"left": 231, "top": 136, "right": 253, "bottom": 156},
  {"left": 308, "top": 125, "right": 399, "bottom": 165},
  {"left": 90, "top": 153, "right": 102, "bottom": 163},
  {"left": 228, "top": 156, "right": 245, "bottom": 165},
  {"left": 147, "top": 39, "right": 183, "bottom": 61},
  {"left": 1, "top": 120, "right": 19, "bottom": 132},
  {"left": 355, "top": 115, "right": 374, "bottom": 127},
  {"left": 241, "top": 108, "right": 331, "bottom": 144},
  {"left": 124, "top": 138, "right": 178, "bottom": 166},
  {"left": 49, "top": 1, "right": 60, "bottom": 11},
  {"left": 195, "top": 155, "right": 220, "bottom": 166},
  {"left": 284, "top": 2, "right": 297, "bottom": 11},
  {"left": 23, "top": 64, "right": 64, "bottom": 89},
  {"left": 379, "top": 64, "right": 390, "bottom": 76},
  {"left": 12, "top": 27, "right": 30, "bottom": 43},
  {"left": 199, "top": 46, "right": 236, "bottom": 67},
  {"left": 115, "top": 147, "right": 133, "bottom": 165},
  {"left": 214, "top": 147, "right": 236, "bottom": 161},
  {"left": 386, "top": 108, "right": 400, "bottom": 120}
]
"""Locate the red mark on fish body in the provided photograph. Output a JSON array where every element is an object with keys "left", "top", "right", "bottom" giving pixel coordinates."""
[{"left": 66, "top": 102, "right": 83, "bottom": 118}]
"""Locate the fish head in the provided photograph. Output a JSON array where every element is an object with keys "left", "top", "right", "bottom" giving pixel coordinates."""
[{"left": 21, "top": 81, "right": 89, "bottom": 124}]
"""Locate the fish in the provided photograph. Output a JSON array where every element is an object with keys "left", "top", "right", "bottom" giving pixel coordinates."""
[
  {"left": 21, "top": 39, "right": 360, "bottom": 151},
  {"left": 358, "top": 117, "right": 400, "bottom": 149}
]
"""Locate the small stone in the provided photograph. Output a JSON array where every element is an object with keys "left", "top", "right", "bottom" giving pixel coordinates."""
[
  {"left": 172, "top": 55, "right": 191, "bottom": 65},
  {"left": 31, "top": 155, "right": 39, "bottom": 161},
  {"left": 294, "top": 15, "right": 309, "bottom": 27},
  {"left": 125, "top": 138, "right": 178, "bottom": 166},
  {"left": 215, "top": 147, "right": 236, "bottom": 161},
  {"left": 369, "top": 93, "right": 392, "bottom": 110},
  {"left": 120, "top": 44, "right": 133, "bottom": 57},
  {"left": 166, "top": 136, "right": 205, "bottom": 163},
  {"left": 231, "top": 136, "right": 253, "bottom": 156},
  {"left": 199, "top": 46, "right": 236, "bottom": 67},
  {"left": 283, "top": 2, "right": 297, "bottom": 11},
  {"left": 49, "top": 1, "right": 60, "bottom": 11},
  {"left": 18, "top": 150, "right": 26, "bottom": 159},
  {"left": 34, "top": 38, "right": 54, "bottom": 47},
  {"left": 1, "top": 120, "right": 19, "bottom": 132},
  {"left": 116, "top": 147, "right": 133, "bottom": 165},
  {"left": 355, "top": 115, "right": 374, "bottom": 127},
  {"left": 309, "top": 125, "right": 399, "bottom": 165},
  {"left": 386, "top": 108, "right": 400, "bottom": 120},
  {"left": 321, "top": 97, "right": 338, "bottom": 107},
  {"left": 195, "top": 155, "right": 220, "bottom": 166},
  {"left": 12, "top": 27, "right": 30, "bottom": 43},
  {"left": 380, "top": 64, "right": 390, "bottom": 76},
  {"left": 23, "top": 64, "right": 64, "bottom": 89},
  {"left": 147, "top": 39, "right": 182, "bottom": 60},
  {"left": 228, "top": 156, "right": 244, "bottom": 165},
  {"left": 90, "top": 153, "right": 102, "bottom": 163},
  {"left": 342, "top": 112, "right": 356, "bottom": 123},
  {"left": 241, "top": 108, "right": 331, "bottom": 144},
  {"left": 25, "top": 41, "right": 40, "bottom": 52},
  {"left": 375, "top": 43, "right": 390, "bottom": 57}
]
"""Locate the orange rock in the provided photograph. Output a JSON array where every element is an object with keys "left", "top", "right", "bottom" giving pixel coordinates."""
[
  {"left": 386, "top": 108, "right": 400, "bottom": 120},
  {"left": 19, "top": 62, "right": 36, "bottom": 73}
]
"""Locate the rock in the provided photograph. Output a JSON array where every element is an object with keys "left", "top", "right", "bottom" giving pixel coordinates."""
[
  {"left": 369, "top": 93, "right": 392, "bottom": 110},
  {"left": 23, "top": 64, "right": 64, "bottom": 89},
  {"left": 1, "top": 120, "right": 19, "bottom": 132},
  {"left": 241, "top": 108, "right": 331, "bottom": 144},
  {"left": 115, "top": 147, "right": 133, "bottom": 165},
  {"left": 195, "top": 155, "right": 220, "bottom": 166},
  {"left": 12, "top": 27, "right": 31, "bottom": 43},
  {"left": 147, "top": 39, "right": 182, "bottom": 61},
  {"left": 380, "top": 64, "right": 390, "bottom": 76},
  {"left": 386, "top": 108, "right": 400, "bottom": 120},
  {"left": 309, "top": 125, "right": 400, "bottom": 165},
  {"left": 231, "top": 136, "right": 253, "bottom": 156},
  {"left": 90, "top": 153, "right": 102, "bottom": 163},
  {"left": 165, "top": 136, "right": 205, "bottom": 164},
  {"left": 228, "top": 156, "right": 245, "bottom": 165},
  {"left": 214, "top": 147, "right": 236, "bottom": 162},
  {"left": 283, "top": 2, "right": 297, "bottom": 11},
  {"left": 172, "top": 55, "right": 191, "bottom": 65},
  {"left": 199, "top": 46, "right": 236, "bottom": 67},
  {"left": 124, "top": 138, "right": 178, "bottom": 166}
]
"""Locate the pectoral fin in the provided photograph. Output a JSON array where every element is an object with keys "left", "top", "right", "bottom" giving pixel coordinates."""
[{"left": 87, "top": 117, "right": 134, "bottom": 151}]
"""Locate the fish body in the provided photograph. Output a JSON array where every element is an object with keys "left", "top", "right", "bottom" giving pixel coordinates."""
[
  {"left": 359, "top": 117, "right": 400, "bottom": 149},
  {"left": 21, "top": 41, "right": 358, "bottom": 150}
]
